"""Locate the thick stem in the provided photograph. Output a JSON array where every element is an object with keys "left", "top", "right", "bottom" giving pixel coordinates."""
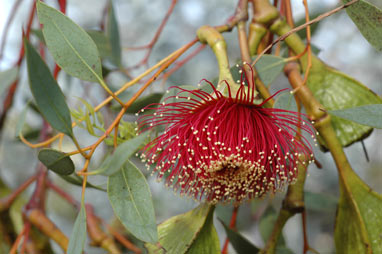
[
  {"left": 248, "top": 23, "right": 267, "bottom": 56},
  {"left": 26, "top": 209, "right": 68, "bottom": 251},
  {"left": 197, "top": 26, "right": 235, "bottom": 88}
]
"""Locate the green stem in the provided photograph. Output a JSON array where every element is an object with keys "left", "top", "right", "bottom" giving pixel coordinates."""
[
  {"left": 197, "top": 26, "right": 235, "bottom": 90},
  {"left": 248, "top": 23, "right": 267, "bottom": 56}
]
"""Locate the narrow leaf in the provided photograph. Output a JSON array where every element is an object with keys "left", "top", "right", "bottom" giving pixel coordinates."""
[
  {"left": 67, "top": 202, "right": 87, "bottom": 254},
  {"left": 107, "top": 160, "right": 157, "bottom": 243},
  {"left": 343, "top": 0, "right": 382, "bottom": 51},
  {"left": 58, "top": 175, "right": 106, "bottom": 191},
  {"left": 107, "top": 0, "right": 122, "bottom": 66},
  {"left": 125, "top": 93, "right": 163, "bottom": 113},
  {"left": 37, "top": 1, "right": 103, "bottom": 82},
  {"left": 328, "top": 104, "right": 382, "bottom": 129},
  {"left": 91, "top": 132, "right": 148, "bottom": 176},
  {"left": 24, "top": 39, "right": 73, "bottom": 137},
  {"left": 220, "top": 219, "right": 259, "bottom": 254},
  {"left": 0, "top": 67, "right": 18, "bottom": 96},
  {"left": 145, "top": 203, "right": 213, "bottom": 254},
  {"left": 38, "top": 148, "right": 75, "bottom": 175}
]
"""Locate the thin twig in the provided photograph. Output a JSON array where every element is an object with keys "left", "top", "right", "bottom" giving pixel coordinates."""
[{"left": 252, "top": 0, "right": 359, "bottom": 67}]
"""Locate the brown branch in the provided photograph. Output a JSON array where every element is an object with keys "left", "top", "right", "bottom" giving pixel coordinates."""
[
  {"left": 86, "top": 204, "right": 122, "bottom": 254},
  {"left": 0, "top": 174, "right": 37, "bottom": 212},
  {"left": 128, "top": 0, "right": 178, "bottom": 68},
  {"left": 252, "top": 0, "right": 359, "bottom": 67},
  {"left": 26, "top": 209, "right": 68, "bottom": 251},
  {"left": 0, "top": 0, "right": 23, "bottom": 61},
  {"left": 222, "top": 206, "right": 239, "bottom": 254},
  {"left": 106, "top": 223, "right": 142, "bottom": 254}
]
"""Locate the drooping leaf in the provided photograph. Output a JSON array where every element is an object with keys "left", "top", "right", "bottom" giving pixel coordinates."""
[
  {"left": 107, "top": 0, "right": 122, "bottom": 66},
  {"left": 58, "top": 174, "right": 106, "bottom": 191},
  {"left": 220, "top": 219, "right": 259, "bottom": 254},
  {"left": 90, "top": 132, "right": 148, "bottom": 176},
  {"left": 342, "top": 0, "right": 382, "bottom": 51},
  {"left": 328, "top": 104, "right": 382, "bottom": 129},
  {"left": 0, "top": 67, "right": 18, "bottom": 96},
  {"left": 67, "top": 202, "right": 87, "bottom": 254},
  {"left": 37, "top": 1, "right": 103, "bottom": 82},
  {"left": 38, "top": 148, "right": 75, "bottom": 175},
  {"left": 145, "top": 203, "right": 214, "bottom": 254},
  {"left": 335, "top": 167, "right": 382, "bottom": 253},
  {"left": 24, "top": 39, "right": 73, "bottom": 137},
  {"left": 186, "top": 209, "right": 220, "bottom": 254},
  {"left": 307, "top": 65, "right": 382, "bottom": 148},
  {"left": 254, "top": 55, "right": 286, "bottom": 86},
  {"left": 107, "top": 160, "right": 157, "bottom": 243}
]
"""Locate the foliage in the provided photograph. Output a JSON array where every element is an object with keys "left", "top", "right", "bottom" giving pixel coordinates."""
[{"left": 0, "top": 0, "right": 381, "bottom": 253}]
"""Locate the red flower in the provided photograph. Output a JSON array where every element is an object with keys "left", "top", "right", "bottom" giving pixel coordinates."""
[{"left": 137, "top": 73, "right": 316, "bottom": 204}]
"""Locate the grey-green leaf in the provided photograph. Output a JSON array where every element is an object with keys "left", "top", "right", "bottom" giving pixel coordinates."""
[
  {"left": 87, "top": 30, "right": 112, "bottom": 59},
  {"left": 328, "top": 104, "right": 382, "bottom": 129},
  {"left": 0, "top": 67, "right": 18, "bottom": 96},
  {"left": 38, "top": 148, "right": 75, "bottom": 175},
  {"left": 67, "top": 203, "right": 87, "bottom": 254},
  {"left": 90, "top": 132, "right": 148, "bottom": 176},
  {"left": 254, "top": 55, "right": 286, "bottom": 86},
  {"left": 24, "top": 39, "right": 73, "bottom": 137},
  {"left": 274, "top": 91, "right": 297, "bottom": 112},
  {"left": 107, "top": 0, "right": 122, "bottom": 66},
  {"left": 343, "top": 0, "right": 382, "bottom": 51},
  {"left": 220, "top": 219, "right": 259, "bottom": 254},
  {"left": 107, "top": 160, "right": 157, "bottom": 243},
  {"left": 37, "top": 1, "right": 103, "bottom": 82},
  {"left": 58, "top": 174, "right": 106, "bottom": 191}
]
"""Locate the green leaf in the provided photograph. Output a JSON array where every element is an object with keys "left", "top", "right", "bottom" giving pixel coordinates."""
[
  {"left": 328, "top": 104, "right": 382, "bottom": 129},
  {"left": 254, "top": 55, "right": 286, "bottom": 86},
  {"left": 307, "top": 65, "right": 382, "bottom": 148},
  {"left": 274, "top": 91, "right": 297, "bottom": 112},
  {"left": 87, "top": 30, "right": 112, "bottom": 59},
  {"left": 343, "top": 0, "right": 382, "bottom": 51},
  {"left": 90, "top": 132, "right": 148, "bottom": 176},
  {"left": 24, "top": 39, "right": 73, "bottom": 137},
  {"left": 67, "top": 202, "right": 87, "bottom": 254},
  {"left": 145, "top": 203, "right": 214, "bottom": 254},
  {"left": 304, "top": 191, "right": 338, "bottom": 213},
  {"left": 186, "top": 209, "right": 220, "bottom": 254},
  {"left": 37, "top": 1, "right": 103, "bottom": 82},
  {"left": 38, "top": 148, "right": 75, "bottom": 175},
  {"left": 0, "top": 67, "right": 18, "bottom": 96},
  {"left": 335, "top": 168, "right": 382, "bottom": 253},
  {"left": 220, "top": 219, "right": 259, "bottom": 254},
  {"left": 58, "top": 174, "right": 106, "bottom": 191},
  {"left": 125, "top": 93, "right": 163, "bottom": 113},
  {"left": 107, "top": 0, "right": 122, "bottom": 66},
  {"left": 107, "top": 160, "right": 157, "bottom": 243}
]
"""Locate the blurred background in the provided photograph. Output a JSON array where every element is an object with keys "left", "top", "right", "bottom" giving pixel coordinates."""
[{"left": 0, "top": 0, "right": 381, "bottom": 253}]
